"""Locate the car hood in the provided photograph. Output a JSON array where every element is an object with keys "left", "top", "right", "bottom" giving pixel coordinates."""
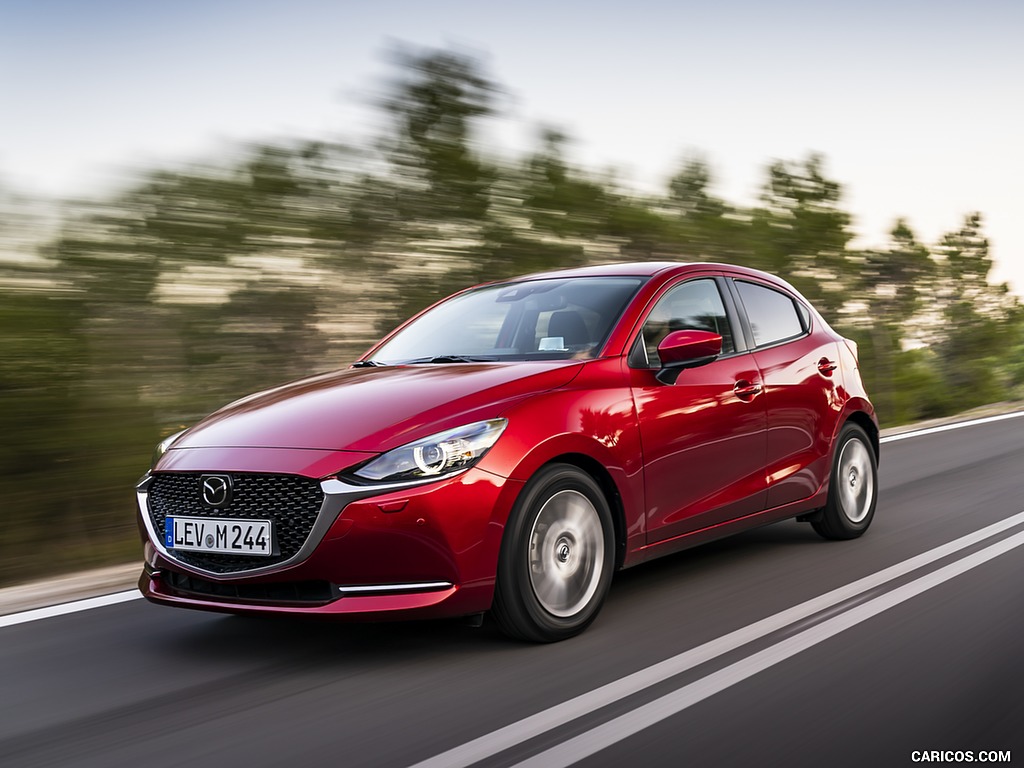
[{"left": 172, "top": 362, "right": 584, "bottom": 454}]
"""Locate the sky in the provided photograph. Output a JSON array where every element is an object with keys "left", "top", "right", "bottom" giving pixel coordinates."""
[{"left": 1, "top": 0, "right": 1022, "bottom": 294}]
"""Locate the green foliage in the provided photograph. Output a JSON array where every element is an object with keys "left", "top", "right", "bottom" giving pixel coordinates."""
[
  {"left": 861, "top": 220, "right": 934, "bottom": 330},
  {"left": 521, "top": 130, "right": 612, "bottom": 240},
  {"left": 746, "top": 155, "right": 856, "bottom": 317},
  {"left": 0, "top": 281, "right": 147, "bottom": 581},
  {"left": 668, "top": 156, "right": 726, "bottom": 220},
  {"left": 886, "top": 348, "right": 952, "bottom": 424},
  {"left": 0, "top": 45, "right": 1020, "bottom": 585},
  {"left": 928, "top": 214, "right": 1018, "bottom": 409},
  {"left": 382, "top": 46, "right": 498, "bottom": 222}
]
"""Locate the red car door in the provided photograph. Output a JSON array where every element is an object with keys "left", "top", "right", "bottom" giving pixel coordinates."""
[
  {"left": 629, "top": 276, "right": 768, "bottom": 544},
  {"left": 730, "top": 279, "right": 844, "bottom": 510}
]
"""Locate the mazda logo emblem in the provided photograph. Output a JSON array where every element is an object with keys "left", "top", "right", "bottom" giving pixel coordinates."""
[{"left": 200, "top": 474, "right": 232, "bottom": 508}]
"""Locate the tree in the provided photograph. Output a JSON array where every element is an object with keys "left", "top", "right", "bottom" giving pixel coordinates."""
[
  {"left": 664, "top": 155, "right": 749, "bottom": 262},
  {"left": 751, "top": 154, "right": 854, "bottom": 317},
  {"left": 381, "top": 46, "right": 498, "bottom": 223},
  {"left": 851, "top": 220, "right": 936, "bottom": 422},
  {"left": 667, "top": 155, "right": 726, "bottom": 220},
  {"left": 520, "top": 129, "right": 610, "bottom": 240},
  {"left": 931, "top": 214, "right": 1019, "bottom": 407}
]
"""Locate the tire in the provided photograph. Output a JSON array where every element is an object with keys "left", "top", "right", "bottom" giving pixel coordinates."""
[
  {"left": 492, "top": 463, "right": 615, "bottom": 642},
  {"left": 812, "top": 423, "right": 878, "bottom": 540}
]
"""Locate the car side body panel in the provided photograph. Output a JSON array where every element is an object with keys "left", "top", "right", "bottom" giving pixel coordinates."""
[
  {"left": 630, "top": 355, "right": 768, "bottom": 543},
  {"left": 754, "top": 334, "right": 845, "bottom": 510}
]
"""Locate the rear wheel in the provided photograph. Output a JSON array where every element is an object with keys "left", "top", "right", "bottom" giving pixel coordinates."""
[
  {"left": 492, "top": 464, "right": 614, "bottom": 642},
  {"left": 812, "top": 423, "right": 878, "bottom": 540}
]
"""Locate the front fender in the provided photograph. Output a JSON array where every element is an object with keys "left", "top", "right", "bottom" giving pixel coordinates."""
[{"left": 476, "top": 361, "right": 646, "bottom": 558}]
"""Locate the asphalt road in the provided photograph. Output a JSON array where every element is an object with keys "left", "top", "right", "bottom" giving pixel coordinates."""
[{"left": 2, "top": 416, "right": 1023, "bottom": 768}]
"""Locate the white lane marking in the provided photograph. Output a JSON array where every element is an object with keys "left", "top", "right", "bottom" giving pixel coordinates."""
[
  {"left": 515, "top": 528, "right": 1024, "bottom": 768},
  {"left": 0, "top": 590, "right": 141, "bottom": 629},
  {"left": 880, "top": 410, "right": 1024, "bottom": 444},
  {"left": 409, "top": 509, "right": 1024, "bottom": 768}
]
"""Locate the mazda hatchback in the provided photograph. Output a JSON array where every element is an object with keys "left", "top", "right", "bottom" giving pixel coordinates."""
[{"left": 138, "top": 262, "right": 878, "bottom": 641}]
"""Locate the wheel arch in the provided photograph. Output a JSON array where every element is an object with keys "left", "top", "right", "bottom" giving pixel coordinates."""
[
  {"left": 844, "top": 409, "right": 880, "bottom": 464},
  {"left": 539, "top": 453, "right": 628, "bottom": 570}
]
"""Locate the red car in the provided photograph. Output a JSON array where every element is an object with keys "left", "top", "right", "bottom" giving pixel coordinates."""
[{"left": 138, "top": 262, "right": 878, "bottom": 641}]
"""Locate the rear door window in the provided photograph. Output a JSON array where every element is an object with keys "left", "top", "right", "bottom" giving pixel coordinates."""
[{"left": 735, "top": 281, "right": 806, "bottom": 348}]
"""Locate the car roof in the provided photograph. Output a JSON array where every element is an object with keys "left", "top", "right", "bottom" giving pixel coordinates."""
[
  {"left": 508, "top": 260, "right": 780, "bottom": 282},
  {"left": 492, "top": 261, "right": 810, "bottom": 307},
  {"left": 512, "top": 261, "right": 685, "bottom": 280}
]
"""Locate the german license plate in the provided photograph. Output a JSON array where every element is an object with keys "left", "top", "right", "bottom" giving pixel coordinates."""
[{"left": 166, "top": 516, "right": 272, "bottom": 556}]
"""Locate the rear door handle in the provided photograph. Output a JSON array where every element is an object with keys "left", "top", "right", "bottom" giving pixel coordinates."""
[
  {"left": 734, "top": 380, "right": 763, "bottom": 399},
  {"left": 817, "top": 358, "right": 838, "bottom": 375}
]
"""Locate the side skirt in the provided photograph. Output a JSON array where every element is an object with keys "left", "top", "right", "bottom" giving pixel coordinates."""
[{"left": 622, "top": 486, "right": 828, "bottom": 569}]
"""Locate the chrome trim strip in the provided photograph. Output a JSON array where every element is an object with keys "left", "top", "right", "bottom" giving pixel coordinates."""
[
  {"left": 338, "top": 581, "right": 453, "bottom": 594},
  {"left": 137, "top": 474, "right": 453, "bottom": 581},
  {"left": 319, "top": 470, "right": 470, "bottom": 495}
]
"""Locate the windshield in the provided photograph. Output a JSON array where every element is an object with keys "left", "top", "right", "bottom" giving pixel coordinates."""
[{"left": 370, "top": 276, "right": 645, "bottom": 364}]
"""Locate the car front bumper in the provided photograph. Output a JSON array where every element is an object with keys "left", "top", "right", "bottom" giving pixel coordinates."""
[{"left": 138, "top": 464, "right": 523, "bottom": 620}]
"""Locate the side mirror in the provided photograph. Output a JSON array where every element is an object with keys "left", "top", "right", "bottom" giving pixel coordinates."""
[{"left": 656, "top": 330, "right": 722, "bottom": 384}]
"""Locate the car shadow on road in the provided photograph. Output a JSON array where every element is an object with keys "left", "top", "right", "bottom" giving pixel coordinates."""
[{"left": 151, "top": 518, "right": 840, "bottom": 667}]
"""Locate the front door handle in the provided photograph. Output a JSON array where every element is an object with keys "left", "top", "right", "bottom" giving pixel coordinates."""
[{"left": 734, "top": 380, "right": 763, "bottom": 400}]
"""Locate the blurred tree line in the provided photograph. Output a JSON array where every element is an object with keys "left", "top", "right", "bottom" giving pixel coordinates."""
[{"left": 1, "top": 46, "right": 1021, "bottom": 585}]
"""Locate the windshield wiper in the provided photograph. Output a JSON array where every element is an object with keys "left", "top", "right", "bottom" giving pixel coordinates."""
[
  {"left": 351, "top": 360, "right": 384, "bottom": 368},
  {"left": 401, "top": 355, "right": 498, "bottom": 364}
]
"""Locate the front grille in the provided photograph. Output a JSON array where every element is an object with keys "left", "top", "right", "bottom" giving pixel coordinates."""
[
  {"left": 148, "top": 472, "right": 325, "bottom": 574},
  {"left": 163, "top": 571, "right": 335, "bottom": 605}
]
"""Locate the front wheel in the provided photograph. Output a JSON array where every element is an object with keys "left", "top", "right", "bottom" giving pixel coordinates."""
[
  {"left": 812, "top": 423, "right": 878, "bottom": 540},
  {"left": 492, "top": 464, "right": 615, "bottom": 642}
]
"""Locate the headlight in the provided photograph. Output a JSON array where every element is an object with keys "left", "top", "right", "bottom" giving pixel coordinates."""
[
  {"left": 347, "top": 419, "right": 508, "bottom": 484},
  {"left": 151, "top": 429, "right": 188, "bottom": 468}
]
